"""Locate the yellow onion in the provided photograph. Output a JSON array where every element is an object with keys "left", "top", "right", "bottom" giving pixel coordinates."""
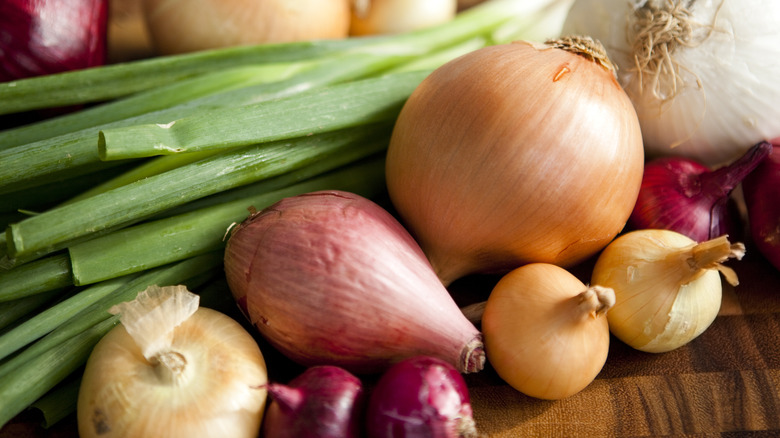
[
  {"left": 77, "top": 285, "right": 268, "bottom": 438},
  {"left": 481, "top": 263, "right": 615, "bottom": 400},
  {"left": 385, "top": 36, "right": 645, "bottom": 286},
  {"left": 591, "top": 230, "right": 745, "bottom": 353},
  {"left": 349, "top": 0, "right": 457, "bottom": 36},
  {"left": 142, "top": 0, "right": 351, "bottom": 55}
]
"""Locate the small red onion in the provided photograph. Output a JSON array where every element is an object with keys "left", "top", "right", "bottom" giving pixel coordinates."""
[
  {"left": 366, "top": 355, "right": 477, "bottom": 438},
  {"left": 742, "top": 141, "right": 780, "bottom": 271},
  {"left": 628, "top": 141, "right": 773, "bottom": 242},
  {"left": 223, "top": 190, "right": 485, "bottom": 374},
  {"left": 263, "top": 365, "right": 365, "bottom": 438},
  {"left": 0, "top": 0, "right": 108, "bottom": 81}
]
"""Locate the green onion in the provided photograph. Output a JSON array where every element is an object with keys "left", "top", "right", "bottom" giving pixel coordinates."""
[
  {"left": 0, "top": 289, "right": 65, "bottom": 332},
  {"left": 28, "top": 374, "right": 82, "bottom": 429},
  {"left": 0, "top": 253, "right": 221, "bottom": 427},
  {"left": 0, "top": 254, "right": 72, "bottom": 302},
  {"left": 0, "top": 37, "right": 380, "bottom": 116},
  {"left": 8, "top": 123, "right": 393, "bottom": 261},
  {"left": 0, "top": 316, "right": 115, "bottom": 428},
  {"left": 0, "top": 62, "right": 312, "bottom": 150},
  {"left": 0, "top": 275, "right": 136, "bottom": 361},
  {"left": 98, "top": 70, "right": 426, "bottom": 160},
  {"left": 68, "top": 156, "right": 387, "bottom": 285}
]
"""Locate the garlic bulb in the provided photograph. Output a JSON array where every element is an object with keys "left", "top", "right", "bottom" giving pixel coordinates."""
[
  {"left": 591, "top": 230, "right": 745, "bottom": 353},
  {"left": 562, "top": 0, "right": 780, "bottom": 166},
  {"left": 77, "top": 285, "right": 268, "bottom": 438}
]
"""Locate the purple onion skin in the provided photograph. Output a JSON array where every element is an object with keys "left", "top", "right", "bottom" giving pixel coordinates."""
[
  {"left": 628, "top": 142, "right": 773, "bottom": 242},
  {"left": 0, "top": 0, "right": 108, "bottom": 81},
  {"left": 263, "top": 365, "right": 366, "bottom": 438},
  {"left": 366, "top": 356, "right": 478, "bottom": 438},
  {"left": 743, "top": 141, "right": 780, "bottom": 271}
]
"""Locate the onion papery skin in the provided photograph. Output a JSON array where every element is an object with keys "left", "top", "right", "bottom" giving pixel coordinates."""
[
  {"left": 349, "top": 0, "right": 458, "bottom": 36},
  {"left": 481, "top": 263, "right": 613, "bottom": 400},
  {"left": 0, "top": 0, "right": 108, "bottom": 81},
  {"left": 743, "top": 141, "right": 780, "bottom": 271},
  {"left": 142, "top": 0, "right": 351, "bottom": 55},
  {"left": 628, "top": 142, "right": 772, "bottom": 242},
  {"left": 591, "top": 230, "right": 738, "bottom": 353},
  {"left": 384, "top": 39, "right": 645, "bottom": 286},
  {"left": 263, "top": 366, "right": 365, "bottom": 438},
  {"left": 563, "top": 0, "right": 780, "bottom": 166},
  {"left": 77, "top": 308, "right": 268, "bottom": 438},
  {"left": 223, "top": 190, "right": 485, "bottom": 374},
  {"left": 366, "top": 355, "right": 477, "bottom": 438}
]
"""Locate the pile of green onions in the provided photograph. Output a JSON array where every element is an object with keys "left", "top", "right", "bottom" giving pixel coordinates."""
[{"left": 0, "top": 0, "right": 571, "bottom": 429}]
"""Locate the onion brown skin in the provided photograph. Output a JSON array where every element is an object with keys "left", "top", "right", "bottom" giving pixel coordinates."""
[
  {"left": 142, "top": 0, "right": 351, "bottom": 55},
  {"left": 385, "top": 39, "right": 645, "bottom": 285},
  {"left": 223, "top": 190, "right": 485, "bottom": 374}
]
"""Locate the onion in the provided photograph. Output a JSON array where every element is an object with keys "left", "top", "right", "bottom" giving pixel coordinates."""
[
  {"left": 481, "top": 263, "right": 614, "bottom": 400},
  {"left": 385, "top": 36, "right": 645, "bottom": 285},
  {"left": 223, "top": 190, "right": 485, "bottom": 374},
  {"left": 628, "top": 141, "right": 773, "bottom": 242},
  {"left": 263, "top": 365, "right": 365, "bottom": 438},
  {"left": 365, "top": 355, "right": 477, "bottom": 438},
  {"left": 742, "top": 140, "right": 780, "bottom": 271},
  {"left": 591, "top": 230, "right": 745, "bottom": 353},
  {"left": 77, "top": 285, "right": 268, "bottom": 438},
  {"left": 349, "top": 0, "right": 457, "bottom": 36},
  {"left": 562, "top": 0, "right": 780, "bottom": 166},
  {"left": 142, "top": 0, "right": 351, "bottom": 55},
  {"left": 0, "top": 0, "right": 108, "bottom": 81}
]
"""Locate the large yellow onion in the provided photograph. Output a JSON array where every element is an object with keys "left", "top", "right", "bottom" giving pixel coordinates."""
[
  {"left": 385, "top": 37, "right": 645, "bottom": 285},
  {"left": 142, "top": 0, "right": 351, "bottom": 55}
]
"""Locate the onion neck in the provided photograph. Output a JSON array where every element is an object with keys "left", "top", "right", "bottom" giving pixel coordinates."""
[
  {"left": 459, "top": 334, "right": 485, "bottom": 374},
  {"left": 152, "top": 350, "right": 190, "bottom": 386},
  {"left": 685, "top": 235, "right": 745, "bottom": 286},
  {"left": 576, "top": 286, "right": 615, "bottom": 320},
  {"left": 544, "top": 35, "right": 615, "bottom": 76}
]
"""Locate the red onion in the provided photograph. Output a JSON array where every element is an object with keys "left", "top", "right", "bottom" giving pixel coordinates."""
[
  {"left": 628, "top": 141, "right": 773, "bottom": 242},
  {"left": 365, "top": 355, "right": 477, "bottom": 438},
  {"left": 223, "top": 190, "right": 485, "bottom": 374},
  {"left": 263, "top": 365, "right": 365, "bottom": 438},
  {"left": 742, "top": 141, "right": 780, "bottom": 271},
  {"left": 0, "top": 0, "right": 108, "bottom": 81}
]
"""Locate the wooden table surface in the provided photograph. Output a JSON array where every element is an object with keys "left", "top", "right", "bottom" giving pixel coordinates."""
[{"left": 1, "top": 239, "right": 778, "bottom": 438}]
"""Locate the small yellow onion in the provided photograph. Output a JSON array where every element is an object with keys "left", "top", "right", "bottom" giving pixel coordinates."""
[
  {"left": 142, "top": 0, "right": 351, "bottom": 55},
  {"left": 385, "top": 36, "right": 645, "bottom": 286},
  {"left": 349, "top": 0, "right": 457, "bottom": 36},
  {"left": 481, "top": 263, "right": 615, "bottom": 400},
  {"left": 77, "top": 285, "right": 268, "bottom": 438},
  {"left": 591, "top": 230, "right": 745, "bottom": 353}
]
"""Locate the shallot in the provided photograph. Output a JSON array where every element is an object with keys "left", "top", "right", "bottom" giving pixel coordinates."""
[
  {"left": 743, "top": 140, "right": 780, "bottom": 270},
  {"left": 263, "top": 365, "right": 365, "bottom": 438},
  {"left": 223, "top": 190, "right": 485, "bottom": 374},
  {"left": 366, "top": 355, "right": 477, "bottom": 438},
  {"left": 628, "top": 141, "right": 772, "bottom": 242},
  {"left": 0, "top": 0, "right": 108, "bottom": 81}
]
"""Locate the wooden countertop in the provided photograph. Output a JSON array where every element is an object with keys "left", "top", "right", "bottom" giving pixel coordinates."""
[{"left": 2, "top": 242, "right": 778, "bottom": 438}]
